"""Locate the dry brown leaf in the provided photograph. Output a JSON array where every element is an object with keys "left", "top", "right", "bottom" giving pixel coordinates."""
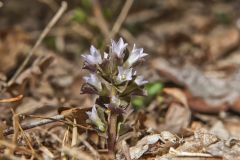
[
  {"left": 163, "top": 88, "right": 188, "bottom": 107},
  {"left": 152, "top": 58, "right": 240, "bottom": 113},
  {"left": 0, "top": 28, "right": 30, "bottom": 73},
  {"left": 207, "top": 27, "right": 239, "bottom": 61},
  {"left": 8, "top": 55, "right": 54, "bottom": 95},
  {"left": 0, "top": 123, "right": 7, "bottom": 139},
  {"left": 58, "top": 107, "right": 91, "bottom": 133},
  {"left": 129, "top": 134, "right": 162, "bottom": 159},
  {"left": 129, "top": 132, "right": 179, "bottom": 159},
  {"left": 160, "top": 103, "right": 191, "bottom": 134}
]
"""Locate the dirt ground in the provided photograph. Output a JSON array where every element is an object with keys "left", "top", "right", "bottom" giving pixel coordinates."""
[{"left": 1, "top": 0, "right": 240, "bottom": 159}]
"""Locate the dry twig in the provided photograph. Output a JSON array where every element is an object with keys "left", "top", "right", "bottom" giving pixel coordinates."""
[
  {"left": 169, "top": 147, "right": 215, "bottom": 158},
  {"left": 92, "top": 0, "right": 110, "bottom": 39},
  {"left": 110, "top": 0, "right": 134, "bottom": 38},
  {"left": 3, "top": 115, "right": 65, "bottom": 136},
  {"left": 0, "top": 95, "right": 23, "bottom": 103}
]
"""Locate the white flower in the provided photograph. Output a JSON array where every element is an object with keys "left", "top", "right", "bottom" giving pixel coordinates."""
[
  {"left": 86, "top": 105, "right": 105, "bottom": 132},
  {"left": 103, "top": 52, "right": 109, "bottom": 59},
  {"left": 117, "top": 67, "right": 133, "bottom": 83},
  {"left": 126, "top": 44, "right": 148, "bottom": 67},
  {"left": 135, "top": 76, "right": 148, "bottom": 86},
  {"left": 82, "top": 45, "right": 102, "bottom": 65},
  {"left": 111, "top": 37, "right": 128, "bottom": 58},
  {"left": 83, "top": 74, "right": 102, "bottom": 91}
]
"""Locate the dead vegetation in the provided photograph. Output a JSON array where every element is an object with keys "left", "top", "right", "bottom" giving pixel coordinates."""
[{"left": 1, "top": 0, "right": 240, "bottom": 159}]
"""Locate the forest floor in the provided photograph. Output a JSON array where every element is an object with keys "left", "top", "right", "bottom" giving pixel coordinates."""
[{"left": 1, "top": 0, "right": 240, "bottom": 159}]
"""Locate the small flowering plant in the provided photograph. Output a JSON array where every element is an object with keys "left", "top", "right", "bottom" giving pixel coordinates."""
[{"left": 81, "top": 38, "right": 148, "bottom": 156}]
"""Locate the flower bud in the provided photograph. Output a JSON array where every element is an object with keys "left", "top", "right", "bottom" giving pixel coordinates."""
[{"left": 86, "top": 105, "right": 106, "bottom": 132}]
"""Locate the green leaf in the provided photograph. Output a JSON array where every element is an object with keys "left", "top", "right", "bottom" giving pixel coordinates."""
[
  {"left": 132, "top": 96, "right": 145, "bottom": 108},
  {"left": 82, "top": 0, "right": 92, "bottom": 9},
  {"left": 103, "top": 7, "right": 112, "bottom": 19},
  {"left": 145, "top": 82, "right": 163, "bottom": 97},
  {"left": 72, "top": 8, "right": 87, "bottom": 23}
]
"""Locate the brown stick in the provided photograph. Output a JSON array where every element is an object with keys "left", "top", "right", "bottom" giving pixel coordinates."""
[
  {"left": 3, "top": 115, "right": 65, "bottom": 136},
  {"left": 7, "top": 1, "right": 67, "bottom": 87},
  {"left": 92, "top": 0, "right": 110, "bottom": 39},
  {"left": 110, "top": 0, "right": 134, "bottom": 38},
  {"left": 0, "top": 95, "right": 23, "bottom": 103}
]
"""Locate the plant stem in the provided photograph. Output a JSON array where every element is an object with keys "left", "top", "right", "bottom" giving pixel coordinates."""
[{"left": 108, "top": 112, "right": 118, "bottom": 158}]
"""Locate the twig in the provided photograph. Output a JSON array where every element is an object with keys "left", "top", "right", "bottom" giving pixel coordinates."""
[
  {"left": 121, "top": 140, "right": 131, "bottom": 160},
  {"left": 3, "top": 115, "right": 65, "bottom": 136},
  {"left": 79, "top": 134, "right": 100, "bottom": 159},
  {"left": 27, "top": 114, "right": 93, "bottom": 131},
  {"left": 7, "top": 1, "right": 67, "bottom": 87},
  {"left": 18, "top": 119, "right": 37, "bottom": 159},
  {"left": 169, "top": 147, "right": 214, "bottom": 158},
  {"left": 92, "top": 0, "right": 110, "bottom": 39},
  {"left": 110, "top": 0, "right": 134, "bottom": 38},
  {"left": 71, "top": 118, "right": 78, "bottom": 147},
  {"left": 0, "top": 95, "right": 23, "bottom": 103},
  {"left": 4, "top": 114, "right": 93, "bottom": 136}
]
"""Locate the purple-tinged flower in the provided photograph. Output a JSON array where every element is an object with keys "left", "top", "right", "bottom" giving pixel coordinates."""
[
  {"left": 126, "top": 44, "right": 148, "bottom": 67},
  {"left": 86, "top": 105, "right": 105, "bottom": 132},
  {"left": 82, "top": 45, "right": 102, "bottom": 65},
  {"left": 111, "top": 38, "right": 128, "bottom": 58},
  {"left": 117, "top": 67, "right": 133, "bottom": 83},
  {"left": 80, "top": 83, "right": 98, "bottom": 94},
  {"left": 135, "top": 76, "right": 148, "bottom": 86},
  {"left": 83, "top": 74, "right": 102, "bottom": 91}
]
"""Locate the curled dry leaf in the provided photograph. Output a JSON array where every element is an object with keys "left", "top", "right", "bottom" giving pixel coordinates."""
[
  {"left": 160, "top": 88, "right": 191, "bottom": 133},
  {"left": 156, "top": 129, "right": 240, "bottom": 159},
  {"left": 129, "top": 132, "right": 179, "bottom": 159},
  {"left": 129, "top": 134, "right": 162, "bottom": 159},
  {"left": 163, "top": 88, "right": 188, "bottom": 107},
  {"left": 160, "top": 103, "right": 191, "bottom": 134}
]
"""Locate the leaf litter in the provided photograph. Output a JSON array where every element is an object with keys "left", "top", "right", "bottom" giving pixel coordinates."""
[{"left": 1, "top": 0, "right": 240, "bottom": 159}]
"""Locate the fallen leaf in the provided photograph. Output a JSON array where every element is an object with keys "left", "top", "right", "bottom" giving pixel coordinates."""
[
  {"left": 160, "top": 103, "right": 191, "bottom": 134},
  {"left": 163, "top": 88, "right": 188, "bottom": 107},
  {"left": 58, "top": 107, "right": 91, "bottom": 133}
]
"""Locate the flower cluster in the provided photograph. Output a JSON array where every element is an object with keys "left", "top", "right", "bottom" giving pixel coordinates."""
[{"left": 81, "top": 38, "right": 148, "bottom": 132}]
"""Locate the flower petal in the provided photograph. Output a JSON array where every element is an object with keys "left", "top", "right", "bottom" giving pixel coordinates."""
[
  {"left": 117, "top": 67, "right": 133, "bottom": 83},
  {"left": 82, "top": 45, "right": 102, "bottom": 65},
  {"left": 126, "top": 44, "right": 148, "bottom": 67},
  {"left": 135, "top": 76, "right": 148, "bottom": 86},
  {"left": 86, "top": 105, "right": 105, "bottom": 132},
  {"left": 111, "top": 38, "right": 128, "bottom": 58},
  {"left": 83, "top": 74, "right": 102, "bottom": 91}
]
